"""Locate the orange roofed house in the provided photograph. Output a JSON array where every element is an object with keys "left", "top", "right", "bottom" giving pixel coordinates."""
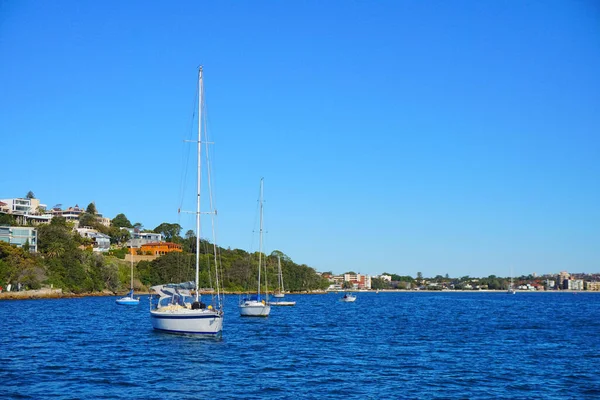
[{"left": 135, "top": 242, "right": 183, "bottom": 256}]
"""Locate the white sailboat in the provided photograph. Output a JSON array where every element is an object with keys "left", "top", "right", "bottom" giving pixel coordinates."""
[
  {"left": 149, "top": 66, "right": 224, "bottom": 336},
  {"left": 271, "top": 255, "right": 296, "bottom": 306},
  {"left": 116, "top": 253, "right": 139, "bottom": 306},
  {"left": 508, "top": 274, "right": 516, "bottom": 294},
  {"left": 273, "top": 256, "right": 285, "bottom": 298},
  {"left": 239, "top": 178, "right": 271, "bottom": 317}
]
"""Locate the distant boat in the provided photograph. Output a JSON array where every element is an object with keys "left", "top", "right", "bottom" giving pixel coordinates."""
[
  {"left": 239, "top": 178, "right": 271, "bottom": 317},
  {"left": 340, "top": 293, "right": 356, "bottom": 302},
  {"left": 149, "top": 66, "right": 224, "bottom": 335},
  {"left": 273, "top": 256, "right": 286, "bottom": 298},
  {"left": 507, "top": 269, "right": 516, "bottom": 295},
  {"left": 271, "top": 256, "right": 296, "bottom": 306},
  {"left": 271, "top": 300, "right": 296, "bottom": 306},
  {"left": 116, "top": 254, "right": 139, "bottom": 306}
]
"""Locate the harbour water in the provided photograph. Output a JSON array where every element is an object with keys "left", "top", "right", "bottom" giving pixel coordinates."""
[{"left": 1, "top": 292, "right": 599, "bottom": 399}]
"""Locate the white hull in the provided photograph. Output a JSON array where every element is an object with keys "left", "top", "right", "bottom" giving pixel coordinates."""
[
  {"left": 271, "top": 301, "right": 296, "bottom": 306},
  {"left": 239, "top": 300, "right": 271, "bottom": 317},
  {"left": 116, "top": 296, "right": 139, "bottom": 306},
  {"left": 273, "top": 293, "right": 285, "bottom": 298},
  {"left": 340, "top": 295, "right": 356, "bottom": 302},
  {"left": 150, "top": 307, "right": 223, "bottom": 335}
]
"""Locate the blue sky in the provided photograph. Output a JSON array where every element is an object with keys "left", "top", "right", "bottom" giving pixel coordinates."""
[{"left": 1, "top": 1, "right": 599, "bottom": 278}]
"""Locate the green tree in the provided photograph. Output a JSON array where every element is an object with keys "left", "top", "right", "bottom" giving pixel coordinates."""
[
  {"left": 133, "top": 222, "right": 143, "bottom": 230},
  {"left": 86, "top": 202, "right": 97, "bottom": 215},
  {"left": 153, "top": 223, "right": 182, "bottom": 241},
  {"left": 0, "top": 213, "right": 15, "bottom": 225},
  {"left": 26, "top": 191, "right": 35, "bottom": 199},
  {"left": 78, "top": 213, "right": 97, "bottom": 228},
  {"left": 109, "top": 226, "right": 131, "bottom": 245},
  {"left": 111, "top": 213, "right": 133, "bottom": 228}
]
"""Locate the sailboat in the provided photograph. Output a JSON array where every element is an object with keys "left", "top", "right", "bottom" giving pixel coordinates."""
[
  {"left": 273, "top": 256, "right": 285, "bottom": 298},
  {"left": 507, "top": 275, "right": 516, "bottom": 294},
  {"left": 271, "top": 255, "right": 296, "bottom": 306},
  {"left": 116, "top": 252, "right": 139, "bottom": 305},
  {"left": 149, "top": 66, "right": 224, "bottom": 335},
  {"left": 239, "top": 178, "right": 271, "bottom": 317}
]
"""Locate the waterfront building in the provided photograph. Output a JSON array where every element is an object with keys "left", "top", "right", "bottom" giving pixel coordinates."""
[
  {"left": 567, "top": 279, "right": 584, "bottom": 291},
  {"left": 0, "top": 226, "right": 38, "bottom": 252},
  {"left": 343, "top": 273, "right": 372, "bottom": 290},
  {"left": 585, "top": 281, "right": 600, "bottom": 291}
]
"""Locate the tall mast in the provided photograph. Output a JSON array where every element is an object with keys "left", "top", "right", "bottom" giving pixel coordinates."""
[
  {"left": 257, "top": 178, "right": 264, "bottom": 297},
  {"left": 195, "top": 66, "right": 203, "bottom": 302}
]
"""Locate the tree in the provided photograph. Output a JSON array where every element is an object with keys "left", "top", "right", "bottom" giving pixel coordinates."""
[
  {"left": 153, "top": 223, "right": 182, "bottom": 241},
  {"left": 111, "top": 213, "right": 133, "bottom": 228},
  {"left": 26, "top": 191, "right": 35, "bottom": 199},
  {"left": 133, "top": 222, "right": 143, "bottom": 230},
  {"left": 86, "top": 202, "right": 97, "bottom": 215},
  {"left": 416, "top": 271, "right": 423, "bottom": 283},
  {"left": 109, "top": 226, "right": 131, "bottom": 245},
  {"left": 0, "top": 213, "right": 15, "bottom": 225},
  {"left": 78, "top": 213, "right": 97, "bottom": 228}
]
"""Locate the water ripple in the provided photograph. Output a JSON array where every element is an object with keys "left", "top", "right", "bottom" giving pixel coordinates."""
[{"left": 2, "top": 292, "right": 600, "bottom": 398}]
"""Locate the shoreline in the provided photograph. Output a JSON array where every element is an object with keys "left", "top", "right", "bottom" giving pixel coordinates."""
[{"left": 0, "top": 288, "right": 597, "bottom": 300}]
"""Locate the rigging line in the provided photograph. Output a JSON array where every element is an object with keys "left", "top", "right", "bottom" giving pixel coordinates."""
[{"left": 202, "top": 92, "right": 221, "bottom": 305}]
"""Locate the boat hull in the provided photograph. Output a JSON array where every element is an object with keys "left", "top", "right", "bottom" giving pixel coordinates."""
[
  {"left": 116, "top": 297, "right": 139, "bottom": 306},
  {"left": 273, "top": 293, "right": 285, "bottom": 298},
  {"left": 340, "top": 296, "right": 356, "bottom": 302},
  {"left": 271, "top": 301, "right": 296, "bottom": 306},
  {"left": 239, "top": 301, "right": 271, "bottom": 317},
  {"left": 150, "top": 308, "right": 223, "bottom": 335}
]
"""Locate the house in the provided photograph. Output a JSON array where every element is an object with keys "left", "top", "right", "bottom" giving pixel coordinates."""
[
  {"left": 0, "top": 226, "right": 38, "bottom": 252},
  {"left": 123, "top": 228, "right": 163, "bottom": 248},
  {"left": 0, "top": 198, "right": 52, "bottom": 225},
  {"left": 138, "top": 242, "right": 182, "bottom": 256},
  {"left": 76, "top": 227, "right": 111, "bottom": 252}
]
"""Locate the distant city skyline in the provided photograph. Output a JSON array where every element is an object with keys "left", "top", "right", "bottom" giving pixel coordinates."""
[{"left": 1, "top": 1, "right": 598, "bottom": 278}]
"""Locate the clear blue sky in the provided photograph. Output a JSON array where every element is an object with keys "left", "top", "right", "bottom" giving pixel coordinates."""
[{"left": 1, "top": 1, "right": 599, "bottom": 278}]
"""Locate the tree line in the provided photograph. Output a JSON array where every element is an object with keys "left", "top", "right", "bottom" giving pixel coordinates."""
[{"left": 0, "top": 213, "right": 329, "bottom": 294}]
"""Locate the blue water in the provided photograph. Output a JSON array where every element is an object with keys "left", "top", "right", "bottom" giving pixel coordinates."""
[{"left": 1, "top": 292, "right": 599, "bottom": 399}]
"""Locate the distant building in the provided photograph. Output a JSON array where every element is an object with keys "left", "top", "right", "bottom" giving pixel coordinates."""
[
  {"left": 51, "top": 204, "right": 110, "bottom": 227},
  {"left": 123, "top": 228, "right": 163, "bottom": 248},
  {"left": 558, "top": 271, "right": 570, "bottom": 289},
  {"left": 378, "top": 274, "right": 392, "bottom": 282},
  {"left": 0, "top": 198, "right": 52, "bottom": 225},
  {"left": 567, "top": 279, "right": 584, "bottom": 291},
  {"left": 52, "top": 205, "right": 85, "bottom": 223},
  {"left": 0, "top": 226, "right": 38, "bottom": 252},
  {"left": 343, "top": 273, "right": 372, "bottom": 290},
  {"left": 585, "top": 282, "right": 600, "bottom": 291},
  {"left": 137, "top": 242, "right": 182, "bottom": 256},
  {"left": 76, "top": 227, "right": 110, "bottom": 252}
]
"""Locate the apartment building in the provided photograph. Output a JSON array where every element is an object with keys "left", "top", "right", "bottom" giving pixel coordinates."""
[{"left": 0, "top": 226, "right": 38, "bottom": 252}]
